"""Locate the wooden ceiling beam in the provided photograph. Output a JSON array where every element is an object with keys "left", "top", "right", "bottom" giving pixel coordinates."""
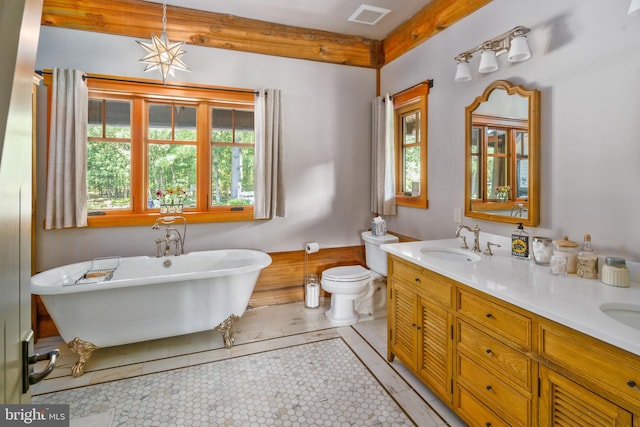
[
  {"left": 40, "top": 0, "right": 492, "bottom": 69},
  {"left": 41, "top": 0, "right": 383, "bottom": 68},
  {"left": 382, "top": 0, "right": 492, "bottom": 65}
]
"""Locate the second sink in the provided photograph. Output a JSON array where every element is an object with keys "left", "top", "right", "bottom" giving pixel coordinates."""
[{"left": 600, "top": 303, "right": 640, "bottom": 331}]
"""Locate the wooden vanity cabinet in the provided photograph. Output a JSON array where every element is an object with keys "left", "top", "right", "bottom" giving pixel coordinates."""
[
  {"left": 387, "top": 254, "right": 640, "bottom": 427},
  {"left": 538, "top": 319, "right": 640, "bottom": 427},
  {"left": 455, "top": 288, "right": 536, "bottom": 427},
  {"left": 387, "top": 256, "right": 454, "bottom": 404}
]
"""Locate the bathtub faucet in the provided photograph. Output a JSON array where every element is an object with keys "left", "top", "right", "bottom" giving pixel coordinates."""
[{"left": 152, "top": 216, "right": 187, "bottom": 257}]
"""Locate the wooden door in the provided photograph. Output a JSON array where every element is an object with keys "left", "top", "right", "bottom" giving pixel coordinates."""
[{"left": 0, "top": 0, "right": 43, "bottom": 403}]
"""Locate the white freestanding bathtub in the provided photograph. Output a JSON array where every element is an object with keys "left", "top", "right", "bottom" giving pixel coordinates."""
[{"left": 31, "top": 249, "right": 272, "bottom": 376}]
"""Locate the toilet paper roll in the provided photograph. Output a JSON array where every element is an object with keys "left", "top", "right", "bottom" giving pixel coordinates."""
[{"left": 305, "top": 242, "right": 320, "bottom": 254}]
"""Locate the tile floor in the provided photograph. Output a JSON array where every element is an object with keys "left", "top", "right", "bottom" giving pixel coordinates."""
[{"left": 33, "top": 300, "right": 466, "bottom": 426}]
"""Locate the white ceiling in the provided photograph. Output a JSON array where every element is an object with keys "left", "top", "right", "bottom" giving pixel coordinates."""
[{"left": 148, "top": 0, "right": 432, "bottom": 40}]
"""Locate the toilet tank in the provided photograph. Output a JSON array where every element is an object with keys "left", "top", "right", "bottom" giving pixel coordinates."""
[{"left": 361, "top": 231, "right": 399, "bottom": 276}]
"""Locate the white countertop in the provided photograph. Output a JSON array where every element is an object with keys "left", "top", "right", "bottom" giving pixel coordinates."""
[{"left": 381, "top": 235, "right": 640, "bottom": 357}]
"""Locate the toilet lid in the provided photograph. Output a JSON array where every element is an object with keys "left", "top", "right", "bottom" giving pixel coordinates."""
[{"left": 322, "top": 265, "right": 371, "bottom": 282}]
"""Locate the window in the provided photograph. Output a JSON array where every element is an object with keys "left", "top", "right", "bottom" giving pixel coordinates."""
[
  {"left": 470, "top": 114, "right": 529, "bottom": 208},
  {"left": 393, "top": 82, "right": 430, "bottom": 208},
  {"left": 47, "top": 73, "right": 256, "bottom": 226}
]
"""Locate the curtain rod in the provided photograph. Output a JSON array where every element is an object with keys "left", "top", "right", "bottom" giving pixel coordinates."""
[
  {"left": 391, "top": 79, "right": 434, "bottom": 99},
  {"left": 36, "top": 70, "right": 261, "bottom": 96}
]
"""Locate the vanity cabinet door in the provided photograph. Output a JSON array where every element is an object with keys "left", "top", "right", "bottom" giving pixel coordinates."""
[
  {"left": 387, "top": 255, "right": 454, "bottom": 404},
  {"left": 418, "top": 297, "right": 453, "bottom": 403},
  {"left": 387, "top": 277, "right": 418, "bottom": 368},
  {"left": 539, "top": 366, "right": 632, "bottom": 427}
]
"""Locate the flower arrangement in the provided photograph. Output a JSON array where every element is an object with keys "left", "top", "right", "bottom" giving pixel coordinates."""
[
  {"left": 496, "top": 185, "right": 511, "bottom": 202},
  {"left": 156, "top": 187, "right": 188, "bottom": 213}
]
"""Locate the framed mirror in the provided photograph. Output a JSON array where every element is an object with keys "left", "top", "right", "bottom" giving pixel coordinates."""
[{"left": 465, "top": 80, "right": 540, "bottom": 226}]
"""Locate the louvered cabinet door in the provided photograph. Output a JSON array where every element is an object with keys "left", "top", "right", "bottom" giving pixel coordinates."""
[
  {"left": 418, "top": 296, "right": 452, "bottom": 404},
  {"left": 539, "top": 366, "right": 632, "bottom": 427},
  {"left": 388, "top": 278, "right": 418, "bottom": 369}
]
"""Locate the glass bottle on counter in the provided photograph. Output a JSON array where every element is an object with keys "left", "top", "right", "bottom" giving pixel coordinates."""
[
  {"left": 576, "top": 234, "right": 598, "bottom": 279},
  {"left": 552, "top": 236, "right": 579, "bottom": 274}
]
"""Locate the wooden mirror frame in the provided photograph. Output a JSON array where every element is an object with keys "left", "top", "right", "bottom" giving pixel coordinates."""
[{"left": 464, "top": 80, "right": 540, "bottom": 226}]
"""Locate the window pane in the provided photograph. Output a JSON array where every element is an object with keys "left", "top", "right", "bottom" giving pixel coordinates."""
[
  {"left": 212, "top": 108, "right": 233, "bottom": 142},
  {"left": 471, "top": 128, "right": 481, "bottom": 154},
  {"left": 486, "top": 157, "right": 507, "bottom": 199},
  {"left": 148, "top": 104, "right": 173, "bottom": 140},
  {"left": 87, "top": 142, "right": 131, "bottom": 210},
  {"left": 235, "top": 110, "right": 254, "bottom": 143},
  {"left": 516, "top": 131, "right": 529, "bottom": 156},
  {"left": 402, "top": 112, "right": 419, "bottom": 145},
  {"left": 174, "top": 106, "right": 196, "bottom": 141},
  {"left": 88, "top": 99, "right": 131, "bottom": 139},
  {"left": 105, "top": 100, "right": 131, "bottom": 138},
  {"left": 148, "top": 144, "right": 197, "bottom": 208},
  {"left": 470, "top": 156, "right": 480, "bottom": 199},
  {"left": 516, "top": 158, "right": 529, "bottom": 199},
  {"left": 88, "top": 99, "right": 103, "bottom": 137},
  {"left": 486, "top": 128, "right": 506, "bottom": 154},
  {"left": 211, "top": 145, "right": 254, "bottom": 206},
  {"left": 403, "top": 146, "right": 420, "bottom": 194}
]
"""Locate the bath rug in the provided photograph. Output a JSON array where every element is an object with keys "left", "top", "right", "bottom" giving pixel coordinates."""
[
  {"left": 33, "top": 338, "right": 413, "bottom": 426},
  {"left": 70, "top": 408, "right": 113, "bottom": 427}
]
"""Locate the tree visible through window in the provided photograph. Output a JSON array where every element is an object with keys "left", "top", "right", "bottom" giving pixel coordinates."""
[
  {"left": 211, "top": 107, "right": 255, "bottom": 207},
  {"left": 70, "top": 74, "right": 256, "bottom": 226}
]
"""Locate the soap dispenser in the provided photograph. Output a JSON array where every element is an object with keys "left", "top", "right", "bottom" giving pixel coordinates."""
[{"left": 511, "top": 223, "right": 530, "bottom": 259}]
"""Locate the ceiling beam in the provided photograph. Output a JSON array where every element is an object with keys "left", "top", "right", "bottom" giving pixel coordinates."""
[
  {"left": 383, "top": 0, "right": 493, "bottom": 65},
  {"left": 40, "top": 0, "right": 492, "bottom": 69},
  {"left": 41, "top": 0, "right": 383, "bottom": 68}
]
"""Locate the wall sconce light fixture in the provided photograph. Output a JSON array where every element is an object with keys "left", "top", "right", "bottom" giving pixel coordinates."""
[{"left": 454, "top": 26, "right": 531, "bottom": 82}]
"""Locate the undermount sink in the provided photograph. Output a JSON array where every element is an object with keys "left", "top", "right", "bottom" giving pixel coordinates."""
[
  {"left": 420, "top": 247, "right": 482, "bottom": 263},
  {"left": 600, "top": 303, "right": 640, "bottom": 330}
]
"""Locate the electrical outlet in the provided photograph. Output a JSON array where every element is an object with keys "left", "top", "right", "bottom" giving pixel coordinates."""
[{"left": 453, "top": 208, "right": 462, "bottom": 224}]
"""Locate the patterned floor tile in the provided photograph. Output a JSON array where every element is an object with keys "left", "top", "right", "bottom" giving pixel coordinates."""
[{"left": 34, "top": 339, "right": 414, "bottom": 426}]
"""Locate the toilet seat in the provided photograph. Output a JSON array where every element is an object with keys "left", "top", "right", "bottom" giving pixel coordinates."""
[{"left": 322, "top": 265, "right": 370, "bottom": 282}]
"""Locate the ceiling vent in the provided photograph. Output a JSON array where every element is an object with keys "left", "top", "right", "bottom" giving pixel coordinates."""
[{"left": 347, "top": 4, "right": 391, "bottom": 26}]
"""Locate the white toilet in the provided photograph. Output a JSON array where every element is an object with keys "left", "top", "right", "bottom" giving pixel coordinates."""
[{"left": 320, "top": 231, "right": 399, "bottom": 326}]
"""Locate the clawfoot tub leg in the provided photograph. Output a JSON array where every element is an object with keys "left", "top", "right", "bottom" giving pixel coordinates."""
[
  {"left": 68, "top": 337, "right": 98, "bottom": 377},
  {"left": 215, "top": 314, "right": 240, "bottom": 349}
]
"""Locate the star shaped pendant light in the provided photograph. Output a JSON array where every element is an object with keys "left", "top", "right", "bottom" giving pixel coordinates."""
[{"left": 137, "top": 1, "right": 189, "bottom": 84}]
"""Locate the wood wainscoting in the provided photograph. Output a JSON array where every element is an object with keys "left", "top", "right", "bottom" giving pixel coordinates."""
[{"left": 34, "top": 232, "right": 415, "bottom": 339}]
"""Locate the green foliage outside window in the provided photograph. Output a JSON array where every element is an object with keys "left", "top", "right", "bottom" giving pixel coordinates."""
[
  {"left": 148, "top": 144, "right": 197, "bottom": 207},
  {"left": 87, "top": 141, "right": 131, "bottom": 210}
]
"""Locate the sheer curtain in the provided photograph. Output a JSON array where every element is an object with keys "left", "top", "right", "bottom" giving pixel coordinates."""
[
  {"left": 254, "top": 89, "right": 286, "bottom": 219},
  {"left": 371, "top": 94, "right": 396, "bottom": 216},
  {"left": 45, "top": 68, "right": 88, "bottom": 229}
]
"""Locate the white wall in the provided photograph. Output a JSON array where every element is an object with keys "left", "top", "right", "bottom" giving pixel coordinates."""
[
  {"left": 34, "top": 0, "right": 640, "bottom": 271},
  {"left": 35, "top": 27, "right": 376, "bottom": 271},
  {"left": 381, "top": 0, "right": 640, "bottom": 261}
]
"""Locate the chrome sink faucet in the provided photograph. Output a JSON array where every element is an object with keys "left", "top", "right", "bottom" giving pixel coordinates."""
[{"left": 455, "top": 224, "right": 481, "bottom": 253}]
